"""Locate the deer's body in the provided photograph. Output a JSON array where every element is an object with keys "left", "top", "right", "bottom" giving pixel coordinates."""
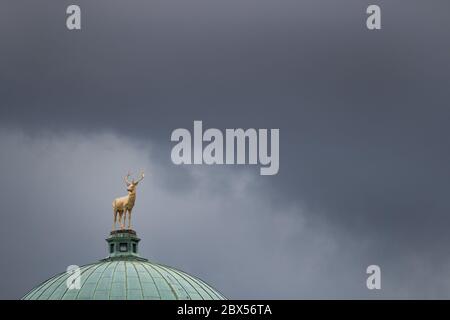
[{"left": 112, "top": 172, "right": 144, "bottom": 230}]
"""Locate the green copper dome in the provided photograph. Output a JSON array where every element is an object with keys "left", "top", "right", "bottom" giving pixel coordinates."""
[
  {"left": 22, "top": 230, "right": 226, "bottom": 300},
  {"left": 22, "top": 260, "right": 225, "bottom": 300}
]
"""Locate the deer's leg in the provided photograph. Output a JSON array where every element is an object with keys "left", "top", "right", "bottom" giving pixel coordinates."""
[
  {"left": 120, "top": 210, "right": 125, "bottom": 230},
  {"left": 113, "top": 209, "right": 117, "bottom": 231},
  {"left": 128, "top": 209, "right": 132, "bottom": 230}
]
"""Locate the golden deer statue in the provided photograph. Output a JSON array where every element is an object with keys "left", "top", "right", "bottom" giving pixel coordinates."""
[{"left": 112, "top": 171, "right": 144, "bottom": 230}]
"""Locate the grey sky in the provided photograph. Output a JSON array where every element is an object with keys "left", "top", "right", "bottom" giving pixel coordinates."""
[{"left": 0, "top": 1, "right": 450, "bottom": 299}]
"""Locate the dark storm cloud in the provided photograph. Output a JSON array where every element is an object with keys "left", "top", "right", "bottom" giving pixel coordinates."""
[
  {"left": 0, "top": 0, "right": 450, "bottom": 298},
  {"left": 0, "top": 130, "right": 369, "bottom": 299},
  {"left": 4, "top": 129, "right": 448, "bottom": 300}
]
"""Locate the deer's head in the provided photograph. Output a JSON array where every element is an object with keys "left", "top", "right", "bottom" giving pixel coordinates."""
[{"left": 124, "top": 171, "right": 145, "bottom": 193}]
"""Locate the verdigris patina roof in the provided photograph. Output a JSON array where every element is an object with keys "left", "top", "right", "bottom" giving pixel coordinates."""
[{"left": 22, "top": 260, "right": 225, "bottom": 300}]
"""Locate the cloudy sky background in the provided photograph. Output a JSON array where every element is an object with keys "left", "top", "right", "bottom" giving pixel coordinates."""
[{"left": 1, "top": 0, "right": 450, "bottom": 299}]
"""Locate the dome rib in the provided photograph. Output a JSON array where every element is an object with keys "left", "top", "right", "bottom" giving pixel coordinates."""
[
  {"left": 108, "top": 260, "right": 122, "bottom": 300},
  {"left": 49, "top": 267, "right": 77, "bottom": 299},
  {"left": 145, "top": 262, "right": 180, "bottom": 299},
  {"left": 130, "top": 261, "right": 145, "bottom": 299},
  {"left": 91, "top": 261, "right": 112, "bottom": 299},
  {"left": 97, "top": 261, "right": 117, "bottom": 300},
  {"left": 156, "top": 263, "right": 209, "bottom": 300},
  {"left": 29, "top": 270, "right": 65, "bottom": 300},
  {"left": 185, "top": 271, "right": 221, "bottom": 299},
  {"left": 162, "top": 263, "right": 197, "bottom": 299},
  {"left": 165, "top": 265, "right": 207, "bottom": 299},
  {"left": 168, "top": 265, "right": 217, "bottom": 299},
  {"left": 75, "top": 262, "right": 107, "bottom": 299},
  {"left": 124, "top": 262, "right": 129, "bottom": 299},
  {"left": 34, "top": 272, "right": 67, "bottom": 299},
  {"left": 139, "top": 261, "right": 163, "bottom": 299},
  {"left": 30, "top": 267, "right": 76, "bottom": 300}
]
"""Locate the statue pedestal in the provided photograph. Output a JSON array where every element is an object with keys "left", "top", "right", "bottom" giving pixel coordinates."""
[
  {"left": 103, "top": 229, "right": 147, "bottom": 261},
  {"left": 110, "top": 229, "right": 137, "bottom": 236}
]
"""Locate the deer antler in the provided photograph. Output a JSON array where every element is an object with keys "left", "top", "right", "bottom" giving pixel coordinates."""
[
  {"left": 124, "top": 172, "right": 132, "bottom": 186},
  {"left": 135, "top": 171, "right": 145, "bottom": 184}
]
